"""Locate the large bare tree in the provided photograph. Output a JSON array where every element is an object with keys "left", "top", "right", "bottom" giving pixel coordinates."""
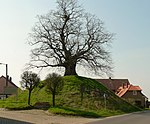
[{"left": 28, "top": 0, "right": 113, "bottom": 76}]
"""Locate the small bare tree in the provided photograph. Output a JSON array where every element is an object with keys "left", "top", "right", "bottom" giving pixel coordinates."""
[
  {"left": 28, "top": 0, "right": 113, "bottom": 76},
  {"left": 45, "top": 73, "right": 64, "bottom": 107},
  {"left": 20, "top": 71, "right": 40, "bottom": 105}
]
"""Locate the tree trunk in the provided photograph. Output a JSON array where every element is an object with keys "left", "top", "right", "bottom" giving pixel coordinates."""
[
  {"left": 64, "top": 63, "right": 77, "bottom": 76},
  {"left": 28, "top": 90, "right": 32, "bottom": 105},
  {"left": 52, "top": 93, "right": 55, "bottom": 107}
]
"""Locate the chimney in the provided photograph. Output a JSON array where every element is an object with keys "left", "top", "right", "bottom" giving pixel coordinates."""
[
  {"left": 9, "top": 77, "right": 12, "bottom": 82},
  {"left": 7, "top": 75, "right": 9, "bottom": 85},
  {"left": 7, "top": 75, "right": 9, "bottom": 80},
  {"left": 122, "top": 83, "right": 124, "bottom": 89}
]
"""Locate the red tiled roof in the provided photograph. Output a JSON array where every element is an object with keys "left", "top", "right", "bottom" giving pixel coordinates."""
[
  {"left": 117, "top": 87, "right": 128, "bottom": 97},
  {"left": 128, "top": 85, "right": 142, "bottom": 91},
  {"left": 116, "top": 85, "right": 142, "bottom": 97}
]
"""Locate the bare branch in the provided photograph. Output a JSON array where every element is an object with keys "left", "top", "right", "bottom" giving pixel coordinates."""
[{"left": 28, "top": 0, "right": 114, "bottom": 76}]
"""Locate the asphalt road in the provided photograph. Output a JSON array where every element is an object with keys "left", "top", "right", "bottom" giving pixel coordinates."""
[
  {"left": 0, "top": 117, "right": 32, "bottom": 124},
  {"left": 86, "top": 110, "right": 150, "bottom": 124}
]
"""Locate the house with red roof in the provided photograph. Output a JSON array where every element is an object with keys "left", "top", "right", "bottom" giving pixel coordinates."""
[
  {"left": 116, "top": 84, "right": 148, "bottom": 108},
  {"left": 0, "top": 76, "right": 18, "bottom": 99},
  {"left": 96, "top": 77, "right": 148, "bottom": 108}
]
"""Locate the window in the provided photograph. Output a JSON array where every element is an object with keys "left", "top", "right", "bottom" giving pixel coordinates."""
[{"left": 133, "top": 91, "right": 137, "bottom": 95}]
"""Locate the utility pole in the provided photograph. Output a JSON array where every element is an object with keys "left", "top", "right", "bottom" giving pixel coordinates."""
[
  {"left": 0, "top": 63, "right": 8, "bottom": 98},
  {"left": 6, "top": 64, "right": 8, "bottom": 86}
]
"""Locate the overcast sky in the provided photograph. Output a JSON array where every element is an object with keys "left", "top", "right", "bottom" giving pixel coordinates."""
[{"left": 0, "top": 0, "right": 150, "bottom": 98}]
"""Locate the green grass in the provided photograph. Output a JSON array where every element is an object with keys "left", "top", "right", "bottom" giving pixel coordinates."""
[
  {"left": 0, "top": 75, "right": 141, "bottom": 117},
  {"left": 48, "top": 106, "right": 126, "bottom": 117},
  {"left": 49, "top": 106, "right": 100, "bottom": 118}
]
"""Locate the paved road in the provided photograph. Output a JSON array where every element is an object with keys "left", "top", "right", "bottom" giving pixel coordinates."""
[
  {"left": 0, "top": 117, "right": 32, "bottom": 124},
  {"left": 0, "top": 109, "right": 95, "bottom": 124},
  {"left": 86, "top": 110, "right": 150, "bottom": 124}
]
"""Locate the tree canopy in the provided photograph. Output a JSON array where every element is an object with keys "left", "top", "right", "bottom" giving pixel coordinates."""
[
  {"left": 28, "top": 0, "right": 113, "bottom": 76},
  {"left": 20, "top": 71, "right": 40, "bottom": 105},
  {"left": 45, "top": 73, "right": 64, "bottom": 106}
]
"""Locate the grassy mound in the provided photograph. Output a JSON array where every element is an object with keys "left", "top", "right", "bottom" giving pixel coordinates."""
[
  {"left": 56, "top": 76, "right": 140, "bottom": 112},
  {"left": 0, "top": 76, "right": 141, "bottom": 117}
]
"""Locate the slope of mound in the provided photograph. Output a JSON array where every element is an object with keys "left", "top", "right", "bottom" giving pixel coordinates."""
[{"left": 56, "top": 76, "right": 140, "bottom": 113}]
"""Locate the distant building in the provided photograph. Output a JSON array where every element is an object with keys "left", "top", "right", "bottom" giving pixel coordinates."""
[
  {"left": 96, "top": 77, "right": 148, "bottom": 108},
  {"left": 0, "top": 76, "right": 18, "bottom": 99}
]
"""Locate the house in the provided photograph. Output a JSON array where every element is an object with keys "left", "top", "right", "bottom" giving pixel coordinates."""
[
  {"left": 116, "top": 84, "right": 148, "bottom": 108},
  {"left": 0, "top": 76, "right": 18, "bottom": 99},
  {"left": 96, "top": 77, "right": 148, "bottom": 108}
]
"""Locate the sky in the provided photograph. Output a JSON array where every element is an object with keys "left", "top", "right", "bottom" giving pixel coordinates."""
[{"left": 0, "top": 0, "right": 150, "bottom": 98}]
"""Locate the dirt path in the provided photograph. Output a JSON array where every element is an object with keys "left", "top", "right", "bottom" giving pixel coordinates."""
[{"left": 0, "top": 109, "right": 96, "bottom": 124}]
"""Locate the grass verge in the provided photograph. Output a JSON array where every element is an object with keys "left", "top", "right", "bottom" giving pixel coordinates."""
[{"left": 48, "top": 106, "right": 125, "bottom": 118}]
